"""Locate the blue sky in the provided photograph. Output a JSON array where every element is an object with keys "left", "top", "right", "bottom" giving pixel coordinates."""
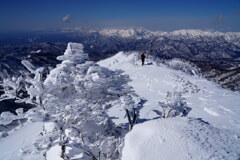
[{"left": 0, "top": 0, "right": 240, "bottom": 32}]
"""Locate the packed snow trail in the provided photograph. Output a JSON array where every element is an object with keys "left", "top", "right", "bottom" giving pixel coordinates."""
[{"left": 98, "top": 52, "right": 240, "bottom": 160}]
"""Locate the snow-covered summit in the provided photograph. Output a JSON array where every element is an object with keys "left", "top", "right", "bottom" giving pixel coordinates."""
[
  {"left": 97, "top": 28, "right": 240, "bottom": 42},
  {"left": 99, "top": 28, "right": 154, "bottom": 38},
  {"left": 167, "top": 29, "right": 240, "bottom": 42},
  {"left": 170, "top": 29, "right": 221, "bottom": 37}
]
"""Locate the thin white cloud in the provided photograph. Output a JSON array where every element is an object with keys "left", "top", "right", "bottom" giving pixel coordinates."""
[{"left": 62, "top": 14, "right": 71, "bottom": 23}]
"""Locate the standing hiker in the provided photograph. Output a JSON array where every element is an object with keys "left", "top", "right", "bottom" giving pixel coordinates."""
[{"left": 141, "top": 52, "right": 146, "bottom": 66}]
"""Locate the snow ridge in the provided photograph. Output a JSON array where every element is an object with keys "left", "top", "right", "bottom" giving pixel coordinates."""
[
  {"left": 98, "top": 28, "right": 240, "bottom": 42},
  {"left": 99, "top": 51, "right": 240, "bottom": 160}
]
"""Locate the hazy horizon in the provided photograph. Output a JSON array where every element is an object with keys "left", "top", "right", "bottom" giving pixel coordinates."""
[{"left": 0, "top": 0, "right": 240, "bottom": 33}]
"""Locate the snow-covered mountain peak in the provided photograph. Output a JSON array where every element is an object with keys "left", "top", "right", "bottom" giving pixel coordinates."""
[
  {"left": 171, "top": 29, "right": 216, "bottom": 37},
  {"left": 97, "top": 27, "right": 240, "bottom": 42},
  {"left": 99, "top": 28, "right": 154, "bottom": 38},
  {"left": 168, "top": 29, "right": 240, "bottom": 40}
]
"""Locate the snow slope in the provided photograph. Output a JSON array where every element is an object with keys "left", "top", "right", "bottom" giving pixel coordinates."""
[
  {"left": 98, "top": 52, "right": 240, "bottom": 160},
  {"left": 122, "top": 118, "right": 240, "bottom": 160},
  {"left": 0, "top": 122, "right": 43, "bottom": 160}
]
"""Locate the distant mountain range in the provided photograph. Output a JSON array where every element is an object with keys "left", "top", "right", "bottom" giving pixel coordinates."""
[{"left": 0, "top": 28, "right": 240, "bottom": 91}]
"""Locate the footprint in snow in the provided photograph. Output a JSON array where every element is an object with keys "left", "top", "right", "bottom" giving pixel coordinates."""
[{"left": 204, "top": 108, "right": 219, "bottom": 116}]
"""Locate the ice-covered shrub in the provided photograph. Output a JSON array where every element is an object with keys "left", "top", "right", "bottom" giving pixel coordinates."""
[
  {"left": 0, "top": 111, "right": 16, "bottom": 125},
  {"left": 0, "top": 108, "right": 26, "bottom": 138},
  {"left": 0, "top": 76, "right": 25, "bottom": 100},
  {"left": 22, "top": 43, "right": 136, "bottom": 160},
  {"left": 158, "top": 91, "right": 191, "bottom": 118},
  {"left": 165, "top": 59, "right": 200, "bottom": 76},
  {"left": 120, "top": 95, "right": 140, "bottom": 130},
  {"left": 0, "top": 43, "right": 138, "bottom": 159}
]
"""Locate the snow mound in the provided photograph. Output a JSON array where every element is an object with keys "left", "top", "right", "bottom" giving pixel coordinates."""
[{"left": 122, "top": 117, "right": 240, "bottom": 160}]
